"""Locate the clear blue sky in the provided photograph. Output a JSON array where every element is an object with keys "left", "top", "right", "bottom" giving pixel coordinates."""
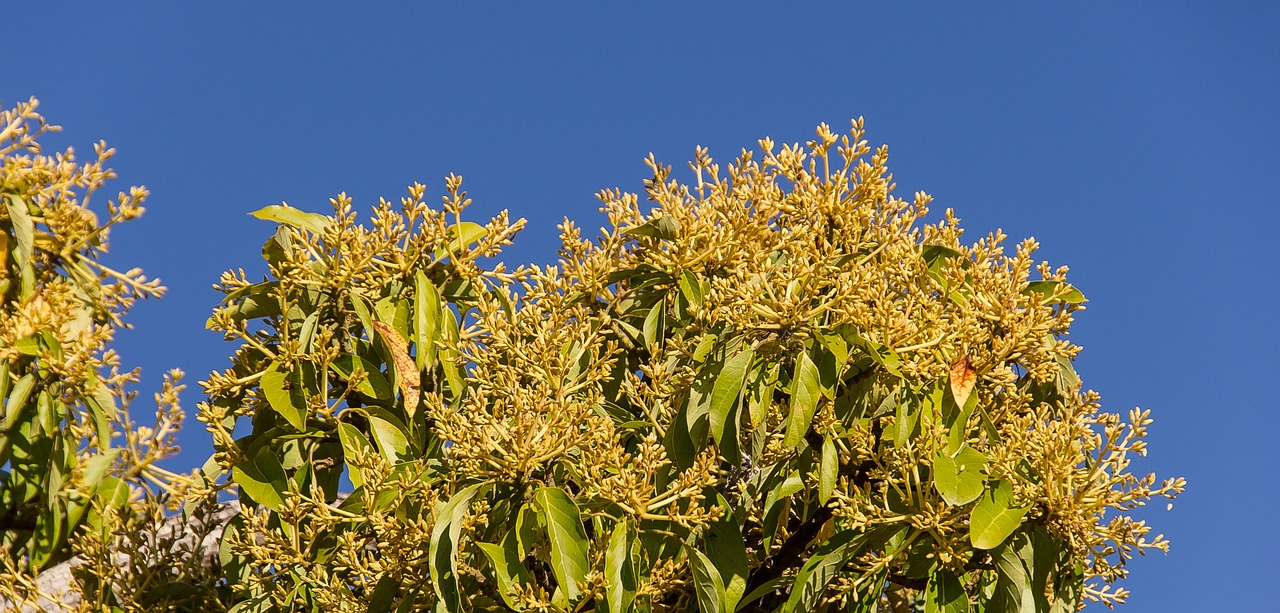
[{"left": 5, "top": 4, "right": 1276, "bottom": 609}]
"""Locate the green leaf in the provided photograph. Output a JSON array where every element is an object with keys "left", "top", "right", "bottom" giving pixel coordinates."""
[
  {"left": 687, "top": 547, "right": 726, "bottom": 613},
  {"left": 969, "top": 480, "right": 1030, "bottom": 550},
  {"left": 642, "top": 300, "right": 665, "bottom": 348},
  {"left": 933, "top": 445, "right": 987, "bottom": 506},
  {"left": 842, "top": 327, "right": 903, "bottom": 377},
  {"left": 1022, "top": 280, "right": 1086, "bottom": 304},
  {"left": 894, "top": 392, "right": 918, "bottom": 448},
  {"left": 336, "top": 423, "right": 375, "bottom": 489},
  {"left": 925, "top": 567, "right": 969, "bottom": 613},
  {"left": 31, "top": 506, "right": 62, "bottom": 569},
  {"left": 438, "top": 304, "right": 466, "bottom": 398},
  {"left": 233, "top": 447, "right": 289, "bottom": 511},
  {"left": 436, "top": 221, "right": 487, "bottom": 258},
  {"left": 5, "top": 194, "right": 35, "bottom": 269},
  {"left": 780, "top": 531, "right": 859, "bottom": 613},
  {"left": 783, "top": 350, "right": 823, "bottom": 448},
  {"left": 605, "top": 522, "right": 637, "bottom": 613},
  {"left": 414, "top": 271, "right": 442, "bottom": 371},
  {"left": 692, "top": 333, "right": 717, "bottom": 363},
  {"left": 367, "top": 576, "right": 400, "bottom": 613},
  {"left": 679, "top": 270, "right": 704, "bottom": 308},
  {"left": 624, "top": 214, "right": 680, "bottom": 240},
  {"left": 4, "top": 373, "right": 36, "bottom": 429},
  {"left": 990, "top": 531, "right": 1049, "bottom": 613},
  {"left": 250, "top": 204, "right": 331, "bottom": 235},
  {"left": 819, "top": 435, "right": 838, "bottom": 505},
  {"left": 261, "top": 361, "right": 307, "bottom": 431},
  {"left": 477, "top": 542, "right": 532, "bottom": 610},
  {"left": 363, "top": 408, "right": 409, "bottom": 464},
  {"left": 709, "top": 346, "right": 753, "bottom": 451},
  {"left": 330, "top": 355, "right": 394, "bottom": 402},
  {"left": 534, "top": 486, "right": 590, "bottom": 603},
  {"left": 705, "top": 493, "right": 749, "bottom": 610},
  {"left": 429, "top": 484, "right": 481, "bottom": 613}
]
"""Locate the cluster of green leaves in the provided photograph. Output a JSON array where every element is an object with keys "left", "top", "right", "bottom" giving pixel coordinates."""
[{"left": 1, "top": 98, "right": 197, "bottom": 609}]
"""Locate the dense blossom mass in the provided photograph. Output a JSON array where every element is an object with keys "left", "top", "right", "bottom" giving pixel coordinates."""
[{"left": 0, "top": 99, "right": 1183, "bottom": 612}]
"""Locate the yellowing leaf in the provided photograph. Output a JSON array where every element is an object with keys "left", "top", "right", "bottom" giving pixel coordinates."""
[
  {"left": 373, "top": 320, "right": 421, "bottom": 418},
  {"left": 950, "top": 355, "right": 977, "bottom": 408}
]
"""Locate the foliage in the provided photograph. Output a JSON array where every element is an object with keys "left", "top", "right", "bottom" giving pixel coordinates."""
[
  {"left": 1, "top": 98, "right": 1184, "bottom": 612},
  {"left": 0, "top": 98, "right": 217, "bottom": 610}
]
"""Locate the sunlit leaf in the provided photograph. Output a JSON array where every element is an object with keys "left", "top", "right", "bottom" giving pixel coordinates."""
[
  {"left": 261, "top": 361, "right": 307, "bottom": 431},
  {"left": 819, "top": 435, "right": 838, "bottom": 504},
  {"left": 250, "top": 204, "right": 331, "bottom": 235},
  {"left": 933, "top": 445, "right": 987, "bottom": 506},
  {"left": 970, "top": 480, "right": 1030, "bottom": 550},
  {"left": 478, "top": 542, "right": 532, "bottom": 610},
  {"left": 233, "top": 447, "right": 288, "bottom": 512},
  {"left": 784, "top": 349, "right": 823, "bottom": 448},
  {"left": 1022, "top": 280, "right": 1086, "bottom": 304},
  {"left": 624, "top": 214, "right": 680, "bottom": 240},
  {"left": 535, "top": 487, "right": 590, "bottom": 603},
  {"left": 925, "top": 566, "right": 969, "bottom": 613},
  {"left": 687, "top": 547, "right": 726, "bottom": 613},
  {"left": 605, "top": 521, "right": 637, "bottom": 613},
  {"left": 709, "top": 345, "right": 753, "bottom": 451},
  {"left": 430, "top": 484, "right": 481, "bottom": 613},
  {"left": 5, "top": 194, "right": 34, "bottom": 269},
  {"left": 414, "top": 271, "right": 442, "bottom": 371}
]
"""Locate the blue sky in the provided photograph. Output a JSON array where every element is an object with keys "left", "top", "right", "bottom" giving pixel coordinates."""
[{"left": 5, "top": 4, "right": 1276, "bottom": 609}]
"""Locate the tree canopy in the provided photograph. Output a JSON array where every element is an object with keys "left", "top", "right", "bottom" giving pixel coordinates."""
[{"left": 0, "top": 98, "right": 1183, "bottom": 612}]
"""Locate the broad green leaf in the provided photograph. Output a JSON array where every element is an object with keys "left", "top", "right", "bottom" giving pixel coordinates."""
[
  {"left": 687, "top": 547, "right": 726, "bottom": 613},
  {"left": 946, "top": 387, "right": 980, "bottom": 454},
  {"left": 31, "top": 507, "right": 62, "bottom": 569},
  {"left": 534, "top": 487, "right": 590, "bottom": 603},
  {"left": 261, "top": 361, "right": 307, "bottom": 431},
  {"left": 679, "top": 270, "right": 705, "bottom": 308},
  {"left": 605, "top": 522, "right": 637, "bottom": 613},
  {"left": 624, "top": 214, "right": 680, "bottom": 240},
  {"left": 336, "top": 423, "right": 375, "bottom": 489},
  {"left": 747, "top": 362, "right": 776, "bottom": 428},
  {"left": 414, "top": 271, "right": 442, "bottom": 371},
  {"left": 438, "top": 304, "right": 466, "bottom": 398},
  {"left": 842, "top": 327, "right": 903, "bottom": 377},
  {"left": 367, "top": 576, "right": 400, "bottom": 613},
  {"left": 933, "top": 445, "right": 987, "bottom": 506},
  {"left": 429, "top": 484, "right": 481, "bottom": 613},
  {"left": 478, "top": 542, "right": 532, "bottom": 610},
  {"left": 1022, "top": 280, "right": 1086, "bottom": 304},
  {"left": 736, "top": 577, "right": 787, "bottom": 612},
  {"left": 990, "top": 531, "right": 1049, "bottom": 613},
  {"left": 894, "top": 392, "right": 918, "bottom": 448},
  {"left": 970, "top": 480, "right": 1031, "bottom": 550},
  {"left": 780, "top": 531, "right": 859, "bottom": 613},
  {"left": 4, "top": 373, "right": 36, "bottom": 428},
  {"left": 783, "top": 350, "right": 823, "bottom": 448},
  {"left": 250, "top": 204, "right": 331, "bottom": 235},
  {"left": 233, "top": 447, "right": 289, "bottom": 511},
  {"left": 642, "top": 300, "right": 665, "bottom": 348},
  {"left": 450, "top": 221, "right": 487, "bottom": 253},
  {"left": 706, "top": 493, "right": 749, "bottom": 610},
  {"left": 692, "top": 333, "right": 717, "bottom": 363},
  {"left": 709, "top": 346, "right": 753, "bottom": 450},
  {"left": 925, "top": 567, "right": 969, "bottom": 613},
  {"left": 330, "top": 355, "right": 394, "bottom": 402},
  {"left": 819, "top": 435, "right": 838, "bottom": 505},
  {"left": 5, "top": 194, "right": 34, "bottom": 269},
  {"left": 363, "top": 408, "right": 409, "bottom": 464}
]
